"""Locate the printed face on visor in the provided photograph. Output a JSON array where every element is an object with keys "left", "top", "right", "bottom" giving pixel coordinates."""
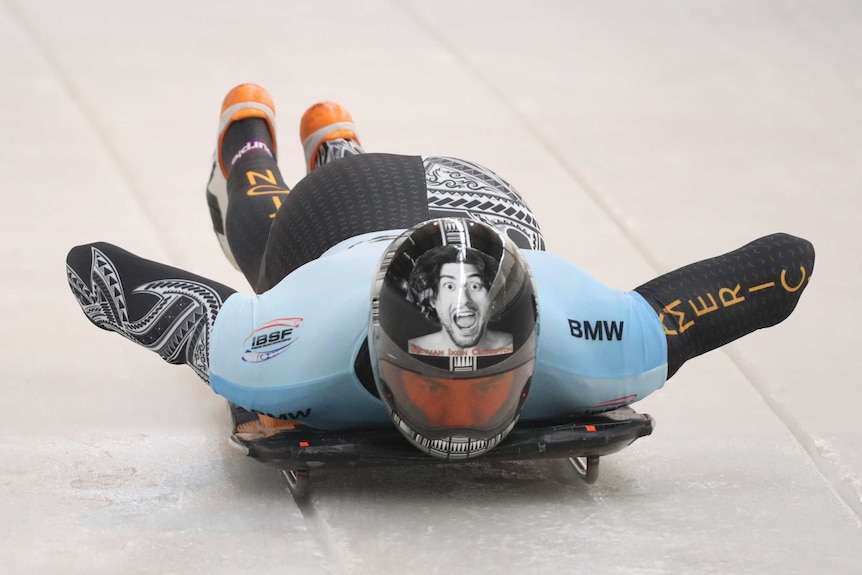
[
  {"left": 434, "top": 262, "right": 491, "bottom": 348},
  {"left": 407, "top": 247, "right": 514, "bottom": 357},
  {"left": 379, "top": 360, "right": 534, "bottom": 434}
]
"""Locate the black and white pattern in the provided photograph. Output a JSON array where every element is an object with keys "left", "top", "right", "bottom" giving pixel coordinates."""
[
  {"left": 314, "top": 138, "right": 365, "bottom": 171},
  {"left": 451, "top": 355, "right": 477, "bottom": 371},
  {"left": 66, "top": 246, "right": 223, "bottom": 382},
  {"left": 423, "top": 156, "right": 545, "bottom": 251},
  {"left": 391, "top": 411, "right": 515, "bottom": 460},
  {"left": 440, "top": 218, "right": 470, "bottom": 246}
]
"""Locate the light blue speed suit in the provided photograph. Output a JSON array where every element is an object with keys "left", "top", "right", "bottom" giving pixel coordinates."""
[
  {"left": 209, "top": 230, "right": 667, "bottom": 430},
  {"left": 65, "top": 144, "right": 813, "bottom": 434}
]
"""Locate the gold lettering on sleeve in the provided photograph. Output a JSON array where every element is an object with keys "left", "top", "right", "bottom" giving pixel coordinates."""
[
  {"left": 718, "top": 285, "right": 745, "bottom": 307},
  {"left": 748, "top": 282, "right": 775, "bottom": 293},
  {"left": 688, "top": 293, "right": 719, "bottom": 317},
  {"left": 780, "top": 266, "right": 808, "bottom": 293},
  {"left": 659, "top": 265, "right": 809, "bottom": 338},
  {"left": 660, "top": 300, "right": 694, "bottom": 335}
]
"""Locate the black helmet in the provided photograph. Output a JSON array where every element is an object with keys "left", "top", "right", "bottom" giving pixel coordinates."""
[{"left": 370, "top": 218, "right": 538, "bottom": 459}]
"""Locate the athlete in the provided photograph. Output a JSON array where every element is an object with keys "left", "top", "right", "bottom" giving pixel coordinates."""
[{"left": 65, "top": 84, "right": 815, "bottom": 460}]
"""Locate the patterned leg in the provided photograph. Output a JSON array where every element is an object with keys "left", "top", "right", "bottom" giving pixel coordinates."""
[
  {"left": 66, "top": 242, "right": 237, "bottom": 383},
  {"left": 312, "top": 138, "right": 365, "bottom": 171}
]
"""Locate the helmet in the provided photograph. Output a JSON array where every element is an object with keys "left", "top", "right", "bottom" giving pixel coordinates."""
[{"left": 370, "top": 218, "right": 538, "bottom": 460}]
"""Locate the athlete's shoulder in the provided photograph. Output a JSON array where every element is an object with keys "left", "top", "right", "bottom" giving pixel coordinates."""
[
  {"left": 206, "top": 235, "right": 393, "bottom": 429},
  {"left": 521, "top": 248, "right": 667, "bottom": 373},
  {"left": 521, "top": 249, "right": 614, "bottom": 297},
  {"left": 209, "top": 233, "right": 394, "bottom": 378}
]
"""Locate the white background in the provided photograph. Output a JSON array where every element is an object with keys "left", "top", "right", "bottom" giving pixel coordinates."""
[{"left": 1, "top": 1, "right": 860, "bottom": 573}]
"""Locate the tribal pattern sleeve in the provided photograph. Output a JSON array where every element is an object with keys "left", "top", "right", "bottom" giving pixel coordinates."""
[{"left": 66, "top": 242, "right": 237, "bottom": 383}]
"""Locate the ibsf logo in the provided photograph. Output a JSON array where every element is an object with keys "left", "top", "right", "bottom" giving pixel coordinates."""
[{"left": 241, "top": 318, "right": 303, "bottom": 363}]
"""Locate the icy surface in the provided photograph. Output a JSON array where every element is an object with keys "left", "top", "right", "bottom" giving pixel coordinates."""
[{"left": 1, "top": 1, "right": 861, "bottom": 573}]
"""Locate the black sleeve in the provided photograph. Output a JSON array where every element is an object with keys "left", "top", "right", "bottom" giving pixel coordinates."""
[
  {"left": 634, "top": 233, "right": 815, "bottom": 379},
  {"left": 65, "top": 242, "right": 238, "bottom": 383}
]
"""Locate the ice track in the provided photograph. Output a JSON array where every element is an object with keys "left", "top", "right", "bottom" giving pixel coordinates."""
[{"left": 2, "top": 1, "right": 861, "bottom": 573}]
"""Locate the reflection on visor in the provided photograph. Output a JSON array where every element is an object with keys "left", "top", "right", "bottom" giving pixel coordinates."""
[{"left": 379, "top": 360, "right": 534, "bottom": 435}]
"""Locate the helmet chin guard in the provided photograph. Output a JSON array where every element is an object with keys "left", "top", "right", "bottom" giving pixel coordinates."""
[{"left": 370, "top": 218, "right": 538, "bottom": 460}]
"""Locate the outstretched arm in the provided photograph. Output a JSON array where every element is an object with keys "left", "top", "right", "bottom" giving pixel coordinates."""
[
  {"left": 634, "top": 233, "right": 815, "bottom": 379},
  {"left": 65, "top": 242, "right": 238, "bottom": 383}
]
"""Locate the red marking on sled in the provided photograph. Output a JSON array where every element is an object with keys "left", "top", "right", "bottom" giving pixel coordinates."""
[
  {"left": 585, "top": 425, "right": 597, "bottom": 432},
  {"left": 299, "top": 441, "right": 309, "bottom": 447}
]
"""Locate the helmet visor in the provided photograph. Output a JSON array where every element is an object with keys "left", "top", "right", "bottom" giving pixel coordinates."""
[{"left": 379, "top": 359, "right": 534, "bottom": 437}]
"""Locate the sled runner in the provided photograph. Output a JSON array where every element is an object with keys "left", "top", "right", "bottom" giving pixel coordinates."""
[{"left": 227, "top": 402, "right": 654, "bottom": 502}]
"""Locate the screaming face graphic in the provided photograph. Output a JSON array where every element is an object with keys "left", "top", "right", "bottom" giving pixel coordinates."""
[
  {"left": 434, "top": 262, "right": 490, "bottom": 347},
  {"left": 407, "top": 246, "right": 512, "bottom": 354}
]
